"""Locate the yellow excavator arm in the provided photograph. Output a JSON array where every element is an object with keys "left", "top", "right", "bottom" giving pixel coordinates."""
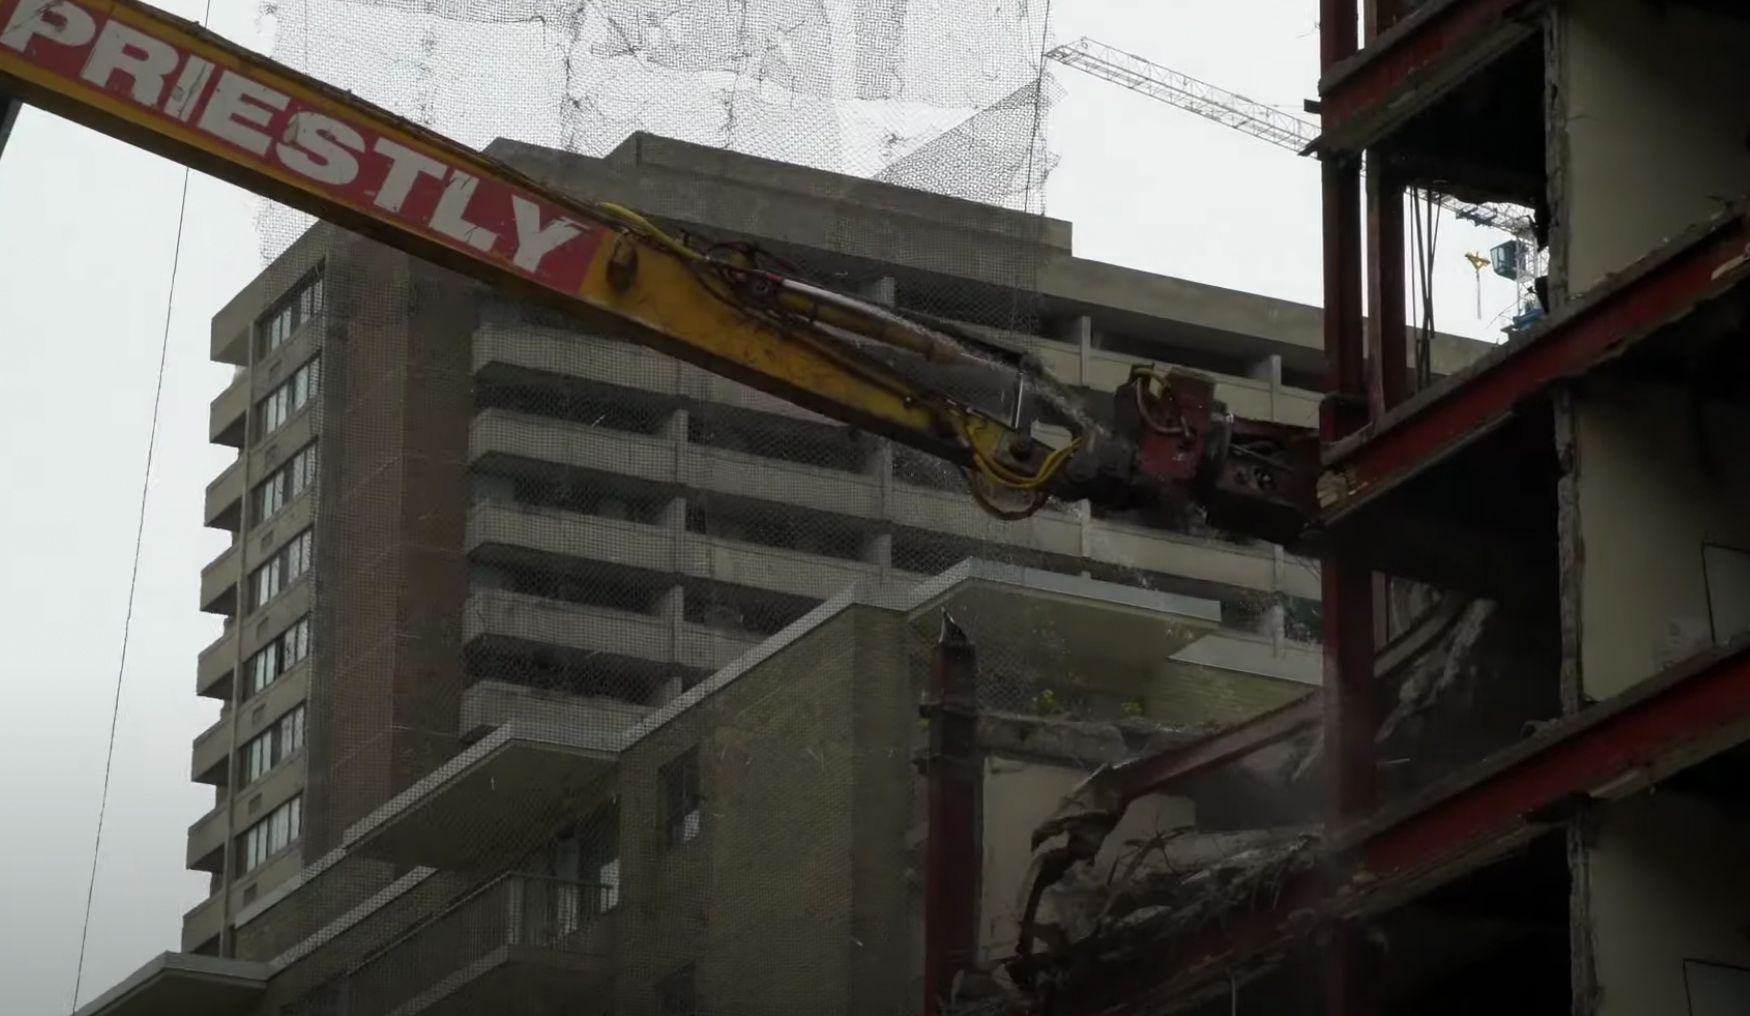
[
  {"left": 0, "top": 0, "right": 1320, "bottom": 540},
  {"left": 0, "top": 0, "right": 1093, "bottom": 504}
]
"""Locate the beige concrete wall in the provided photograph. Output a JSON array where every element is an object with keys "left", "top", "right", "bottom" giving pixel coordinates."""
[
  {"left": 1557, "top": 0, "right": 1750, "bottom": 298},
  {"left": 613, "top": 605, "right": 915, "bottom": 1016},
  {"left": 1589, "top": 792, "right": 1750, "bottom": 1016},
  {"left": 1575, "top": 379, "right": 1750, "bottom": 699},
  {"left": 976, "top": 758, "right": 1193, "bottom": 963}
]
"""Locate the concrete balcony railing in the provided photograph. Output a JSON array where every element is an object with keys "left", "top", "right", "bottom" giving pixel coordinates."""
[
  {"left": 197, "top": 625, "right": 236, "bottom": 700},
  {"left": 285, "top": 874, "right": 614, "bottom": 1016},
  {"left": 1172, "top": 629, "right": 1323, "bottom": 685},
  {"left": 463, "top": 589, "right": 759, "bottom": 673},
  {"left": 474, "top": 317, "right": 1324, "bottom": 429},
  {"left": 466, "top": 500, "right": 883, "bottom": 603},
  {"left": 187, "top": 800, "right": 228, "bottom": 874},
  {"left": 469, "top": 410, "right": 882, "bottom": 520},
  {"left": 205, "top": 456, "right": 245, "bottom": 532},
  {"left": 460, "top": 679, "right": 651, "bottom": 741},
  {"left": 200, "top": 542, "right": 241, "bottom": 617},
  {"left": 469, "top": 411, "right": 1320, "bottom": 599},
  {"left": 475, "top": 322, "right": 830, "bottom": 425},
  {"left": 181, "top": 886, "right": 226, "bottom": 953},
  {"left": 210, "top": 372, "right": 250, "bottom": 449},
  {"left": 191, "top": 712, "right": 232, "bottom": 787}
]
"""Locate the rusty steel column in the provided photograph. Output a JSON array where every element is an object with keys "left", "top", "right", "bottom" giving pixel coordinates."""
[
  {"left": 1321, "top": 159, "right": 1367, "bottom": 441},
  {"left": 1365, "top": 163, "right": 1408, "bottom": 418},
  {"left": 1320, "top": 1, "right": 1380, "bottom": 1013},
  {"left": 1324, "top": 563, "right": 1378, "bottom": 823},
  {"left": 1363, "top": 0, "right": 1402, "bottom": 42},
  {"left": 922, "top": 614, "right": 981, "bottom": 1016}
]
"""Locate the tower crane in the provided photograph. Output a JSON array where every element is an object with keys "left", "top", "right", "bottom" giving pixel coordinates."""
[{"left": 1044, "top": 36, "right": 1544, "bottom": 339}]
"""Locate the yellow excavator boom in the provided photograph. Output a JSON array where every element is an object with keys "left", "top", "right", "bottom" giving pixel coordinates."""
[{"left": 0, "top": 0, "right": 1082, "bottom": 502}]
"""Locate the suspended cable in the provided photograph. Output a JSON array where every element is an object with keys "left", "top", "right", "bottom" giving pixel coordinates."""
[{"left": 70, "top": 5, "right": 211, "bottom": 1007}]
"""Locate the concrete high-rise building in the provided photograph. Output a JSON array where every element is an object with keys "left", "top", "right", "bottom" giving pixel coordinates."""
[{"left": 161, "top": 132, "right": 1490, "bottom": 995}]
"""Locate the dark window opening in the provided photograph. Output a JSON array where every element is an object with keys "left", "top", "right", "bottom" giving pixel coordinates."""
[{"left": 661, "top": 749, "right": 702, "bottom": 849}]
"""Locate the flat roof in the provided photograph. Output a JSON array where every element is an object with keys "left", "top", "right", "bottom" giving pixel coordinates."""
[{"left": 71, "top": 952, "right": 269, "bottom": 1016}]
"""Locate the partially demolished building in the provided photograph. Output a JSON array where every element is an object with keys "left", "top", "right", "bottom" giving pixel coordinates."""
[{"left": 957, "top": 1, "right": 1750, "bottom": 1014}]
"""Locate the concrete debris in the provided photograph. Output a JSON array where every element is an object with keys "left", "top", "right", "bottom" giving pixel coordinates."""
[
  {"left": 976, "top": 710, "right": 1222, "bottom": 769},
  {"left": 1046, "top": 826, "right": 1321, "bottom": 961},
  {"left": 1378, "top": 597, "right": 1497, "bottom": 740}
]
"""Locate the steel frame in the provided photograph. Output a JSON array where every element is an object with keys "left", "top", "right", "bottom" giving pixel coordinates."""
[
  {"left": 1321, "top": 205, "right": 1750, "bottom": 521},
  {"left": 1291, "top": 4, "right": 1750, "bottom": 1015},
  {"left": 1052, "top": 641, "right": 1750, "bottom": 1015},
  {"left": 1316, "top": 0, "right": 1546, "bottom": 155}
]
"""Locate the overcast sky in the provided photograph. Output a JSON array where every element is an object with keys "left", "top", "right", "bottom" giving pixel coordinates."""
[{"left": 0, "top": 2, "right": 1523, "bottom": 1013}]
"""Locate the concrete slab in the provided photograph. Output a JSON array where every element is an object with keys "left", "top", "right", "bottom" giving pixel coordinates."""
[
  {"left": 341, "top": 722, "right": 616, "bottom": 870},
  {"left": 71, "top": 952, "right": 268, "bottom": 1016}
]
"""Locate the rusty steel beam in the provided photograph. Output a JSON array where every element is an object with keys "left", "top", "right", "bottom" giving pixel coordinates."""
[
  {"left": 922, "top": 615, "right": 981, "bottom": 1016},
  {"left": 1351, "top": 639, "right": 1750, "bottom": 878},
  {"left": 1049, "top": 640, "right": 1750, "bottom": 1015},
  {"left": 1321, "top": 206, "right": 1750, "bottom": 521},
  {"left": 1316, "top": 0, "right": 1544, "bottom": 155}
]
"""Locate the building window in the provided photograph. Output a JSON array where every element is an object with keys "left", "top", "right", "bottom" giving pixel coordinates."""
[
  {"left": 656, "top": 963, "right": 696, "bottom": 1016},
  {"left": 660, "top": 749, "right": 701, "bottom": 848},
  {"left": 256, "top": 269, "right": 324, "bottom": 357},
  {"left": 240, "top": 704, "right": 306, "bottom": 784},
  {"left": 250, "top": 530, "right": 314, "bottom": 610},
  {"left": 598, "top": 857, "right": 621, "bottom": 912},
  {"left": 238, "top": 795, "right": 301, "bottom": 874},
  {"left": 253, "top": 443, "right": 318, "bottom": 524},
  {"left": 257, "top": 357, "right": 320, "bottom": 439},
  {"left": 246, "top": 616, "right": 310, "bottom": 697}
]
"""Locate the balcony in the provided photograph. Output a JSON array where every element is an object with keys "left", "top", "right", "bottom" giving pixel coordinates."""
[
  {"left": 286, "top": 874, "right": 613, "bottom": 1016},
  {"left": 197, "top": 626, "right": 236, "bottom": 700},
  {"left": 1172, "top": 629, "right": 1323, "bottom": 685},
  {"left": 187, "top": 801, "right": 226, "bottom": 874},
  {"left": 205, "top": 458, "right": 245, "bottom": 533},
  {"left": 209, "top": 373, "right": 249, "bottom": 449},
  {"left": 470, "top": 411, "right": 1318, "bottom": 598},
  {"left": 181, "top": 886, "right": 226, "bottom": 954},
  {"left": 200, "top": 543, "right": 240, "bottom": 617},
  {"left": 460, "top": 680, "right": 651, "bottom": 741},
  {"left": 469, "top": 410, "right": 882, "bottom": 520},
  {"left": 467, "top": 501, "right": 883, "bottom": 603},
  {"left": 191, "top": 713, "right": 231, "bottom": 787},
  {"left": 344, "top": 722, "right": 617, "bottom": 868},
  {"left": 463, "top": 589, "right": 758, "bottom": 674},
  {"left": 474, "top": 320, "right": 829, "bottom": 424}
]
